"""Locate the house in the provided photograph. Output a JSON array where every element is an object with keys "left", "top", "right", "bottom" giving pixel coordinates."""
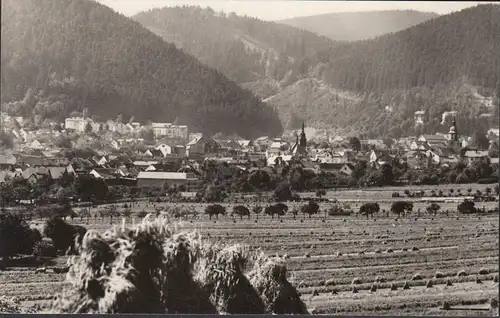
[
  {"left": 317, "top": 163, "right": 354, "bottom": 176},
  {"left": 315, "top": 151, "right": 348, "bottom": 164},
  {"left": 142, "top": 149, "right": 164, "bottom": 158},
  {"left": 418, "top": 134, "right": 448, "bottom": 149},
  {"left": 155, "top": 144, "right": 172, "bottom": 156},
  {"left": 151, "top": 123, "right": 188, "bottom": 139},
  {"left": 254, "top": 136, "right": 271, "bottom": 151},
  {"left": 266, "top": 138, "right": 289, "bottom": 158},
  {"left": 48, "top": 167, "right": 69, "bottom": 180},
  {"left": 237, "top": 140, "right": 253, "bottom": 151},
  {"left": 0, "top": 170, "right": 22, "bottom": 183},
  {"left": 30, "top": 140, "right": 44, "bottom": 150},
  {"left": 0, "top": 154, "right": 17, "bottom": 169},
  {"left": 136, "top": 171, "right": 200, "bottom": 191},
  {"left": 133, "top": 161, "right": 159, "bottom": 169},
  {"left": 464, "top": 150, "right": 489, "bottom": 166},
  {"left": 89, "top": 168, "right": 118, "bottom": 180},
  {"left": 330, "top": 135, "right": 344, "bottom": 144},
  {"left": 361, "top": 139, "right": 385, "bottom": 151},
  {"left": 186, "top": 136, "right": 220, "bottom": 157},
  {"left": 266, "top": 155, "right": 293, "bottom": 166}
]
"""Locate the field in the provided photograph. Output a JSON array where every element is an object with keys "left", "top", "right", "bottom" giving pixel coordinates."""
[{"left": 1, "top": 186, "right": 499, "bottom": 315}]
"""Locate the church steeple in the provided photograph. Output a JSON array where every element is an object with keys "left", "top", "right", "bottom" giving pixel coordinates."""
[
  {"left": 298, "top": 122, "right": 307, "bottom": 154},
  {"left": 448, "top": 115, "right": 461, "bottom": 151}
]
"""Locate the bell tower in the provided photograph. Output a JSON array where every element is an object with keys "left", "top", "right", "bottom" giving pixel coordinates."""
[{"left": 298, "top": 122, "right": 307, "bottom": 154}]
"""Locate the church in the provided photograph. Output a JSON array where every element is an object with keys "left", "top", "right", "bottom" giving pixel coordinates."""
[{"left": 290, "top": 122, "right": 307, "bottom": 156}]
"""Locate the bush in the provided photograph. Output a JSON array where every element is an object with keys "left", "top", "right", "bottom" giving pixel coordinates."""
[
  {"left": 325, "top": 278, "right": 335, "bottom": 286},
  {"left": 425, "top": 280, "right": 433, "bottom": 288},
  {"left": 478, "top": 268, "right": 489, "bottom": 275},
  {"left": 43, "top": 217, "right": 87, "bottom": 254},
  {"left": 403, "top": 281, "right": 410, "bottom": 289},
  {"left": 0, "top": 213, "right": 34, "bottom": 259},
  {"left": 351, "top": 277, "right": 361, "bottom": 285},
  {"left": 33, "top": 238, "right": 57, "bottom": 258},
  {"left": 442, "top": 301, "right": 451, "bottom": 310},
  {"left": 411, "top": 273, "right": 423, "bottom": 281}
]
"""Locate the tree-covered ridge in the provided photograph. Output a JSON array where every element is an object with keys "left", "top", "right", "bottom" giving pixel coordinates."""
[
  {"left": 267, "top": 5, "right": 500, "bottom": 135},
  {"left": 279, "top": 10, "right": 439, "bottom": 42},
  {"left": 301, "top": 4, "right": 500, "bottom": 93},
  {"left": 133, "top": 5, "right": 335, "bottom": 86},
  {"left": 1, "top": 0, "right": 283, "bottom": 139}
]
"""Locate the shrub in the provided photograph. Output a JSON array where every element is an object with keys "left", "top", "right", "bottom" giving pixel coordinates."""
[
  {"left": 491, "top": 298, "right": 499, "bottom": 309},
  {"left": 478, "top": 268, "right": 489, "bottom": 275},
  {"left": 411, "top": 247, "right": 419, "bottom": 251},
  {"left": 351, "top": 286, "right": 358, "bottom": 293},
  {"left": 304, "top": 252, "right": 310, "bottom": 258},
  {"left": 0, "top": 213, "right": 34, "bottom": 259},
  {"left": 351, "top": 277, "right": 361, "bottom": 285},
  {"left": 426, "top": 280, "right": 433, "bottom": 288},
  {"left": 403, "top": 281, "right": 410, "bottom": 289},
  {"left": 370, "top": 284, "right": 377, "bottom": 292},
  {"left": 446, "top": 279, "right": 453, "bottom": 286},
  {"left": 412, "top": 273, "right": 423, "bottom": 281},
  {"left": 494, "top": 275, "right": 499, "bottom": 283},
  {"left": 325, "top": 279, "right": 335, "bottom": 286},
  {"left": 442, "top": 301, "right": 451, "bottom": 310},
  {"left": 476, "top": 277, "right": 482, "bottom": 284},
  {"left": 33, "top": 238, "right": 57, "bottom": 258},
  {"left": 375, "top": 249, "right": 382, "bottom": 254},
  {"left": 390, "top": 283, "right": 397, "bottom": 290},
  {"left": 386, "top": 248, "right": 393, "bottom": 253},
  {"left": 43, "top": 217, "right": 87, "bottom": 254}
]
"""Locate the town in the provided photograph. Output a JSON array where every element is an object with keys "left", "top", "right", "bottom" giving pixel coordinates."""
[{"left": 1, "top": 110, "right": 499, "bottom": 206}]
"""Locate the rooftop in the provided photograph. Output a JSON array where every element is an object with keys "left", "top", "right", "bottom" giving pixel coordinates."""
[{"left": 137, "top": 171, "right": 189, "bottom": 180}]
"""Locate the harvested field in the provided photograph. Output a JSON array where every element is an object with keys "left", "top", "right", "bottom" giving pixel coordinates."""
[{"left": 1, "top": 192, "right": 498, "bottom": 315}]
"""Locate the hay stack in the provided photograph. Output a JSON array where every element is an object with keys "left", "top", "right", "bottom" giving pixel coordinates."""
[
  {"left": 162, "top": 232, "right": 217, "bottom": 314},
  {"left": 196, "top": 244, "right": 265, "bottom": 314},
  {"left": 48, "top": 217, "right": 306, "bottom": 315},
  {"left": 248, "top": 252, "right": 308, "bottom": 315}
]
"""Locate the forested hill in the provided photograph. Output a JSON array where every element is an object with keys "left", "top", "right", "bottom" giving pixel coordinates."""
[
  {"left": 300, "top": 4, "right": 500, "bottom": 93},
  {"left": 133, "top": 6, "right": 334, "bottom": 88},
  {"left": 268, "top": 4, "right": 500, "bottom": 136},
  {"left": 278, "top": 10, "right": 439, "bottom": 42},
  {"left": 0, "top": 0, "right": 283, "bottom": 139}
]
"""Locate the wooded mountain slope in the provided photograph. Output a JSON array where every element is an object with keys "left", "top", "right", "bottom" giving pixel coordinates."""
[
  {"left": 134, "top": 5, "right": 499, "bottom": 137},
  {"left": 275, "top": 4, "right": 500, "bottom": 136},
  {"left": 1, "top": 0, "right": 283, "bottom": 138},
  {"left": 278, "top": 10, "right": 439, "bottom": 42},
  {"left": 133, "top": 6, "right": 334, "bottom": 86}
]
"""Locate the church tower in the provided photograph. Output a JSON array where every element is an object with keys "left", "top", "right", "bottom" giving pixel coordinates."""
[
  {"left": 298, "top": 122, "right": 307, "bottom": 154},
  {"left": 448, "top": 116, "right": 461, "bottom": 151}
]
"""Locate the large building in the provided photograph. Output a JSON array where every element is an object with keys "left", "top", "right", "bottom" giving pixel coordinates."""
[
  {"left": 65, "top": 117, "right": 101, "bottom": 133},
  {"left": 151, "top": 123, "right": 188, "bottom": 139},
  {"left": 136, "top": 171, "right": 200, "bottom": 191}
]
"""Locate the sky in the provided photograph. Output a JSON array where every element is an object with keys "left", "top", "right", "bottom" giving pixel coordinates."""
[{"left": 96, "top": 0, "right": 492, "bottom": 21}]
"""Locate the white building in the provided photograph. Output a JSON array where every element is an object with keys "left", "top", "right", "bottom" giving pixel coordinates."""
[
  {"left": 151, "top": 123, "right": 188, "bottom": 139},
  {"left": 65, "top": 117, "right": 101, "bottom": 133},
  {"left": 65, "top": 117, "right": 87, "bottom": 131}
]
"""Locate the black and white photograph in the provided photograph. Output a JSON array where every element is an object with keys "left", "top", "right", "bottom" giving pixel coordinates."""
[{"left": 0, "top": 0, "right": 499, "bottom": 315}]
